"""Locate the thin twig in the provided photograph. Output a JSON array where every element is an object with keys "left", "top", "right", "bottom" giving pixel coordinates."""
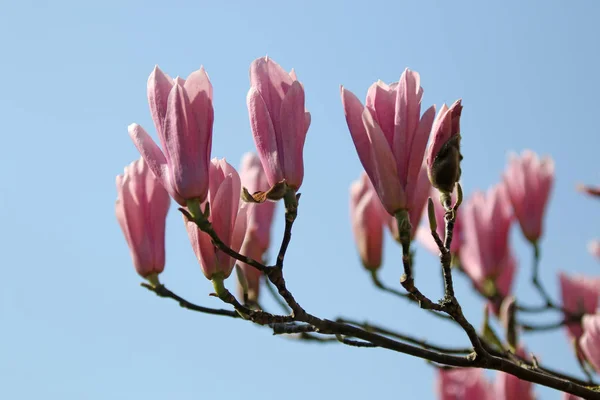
[
  {"left": 370, "top": 270, "right": 452, "bottom": 321},
  {"left": 141, "top": 283, "right": 239, "bottom": 318}
]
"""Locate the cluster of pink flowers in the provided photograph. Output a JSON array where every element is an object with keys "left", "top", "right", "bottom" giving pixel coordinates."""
[
  {"left": 116, "top": 59, "right": 600, "bottom": 398},
  {"left": 116, "top": 57, "right": 303, "bottom": 290}
]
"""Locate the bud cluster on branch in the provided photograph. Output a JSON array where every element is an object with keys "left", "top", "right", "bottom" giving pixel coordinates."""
[{"left": 115, "top": 57, "right": 600, "bottom": 399}]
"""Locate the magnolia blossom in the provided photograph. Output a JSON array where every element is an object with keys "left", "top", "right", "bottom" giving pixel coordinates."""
[
  {"left": 503, "top": 150, "right": 554, "bottom": 243},
  {"left": 426, "top": 100, "right": 463, "bottom": 194},
  {"left": 129, "top": 66, "right": 214, "bottom": 206},
  {"left": 116, "top": 158, "right": 170, "bottom": 279},
  {"left": 238, "top": 153, "right": 277, "bottom": 301},
  {"left": 580, "top": 314, "right": 600, "bottom": 373},
  {"left": 186, "top": 159, "right": 250, "bottom": 279},
  {"left": 247, "top": 57, "right": 311, "bottom": 191},
  {"left": 460, "top": 184, "right": 516, "bottom": 301},
  {"left": 437, "top": 368, "right": 494, "bottom": 400},
  {"left": 350, "top": 173, "right": 386, "bottom": 270},
  {"left": 559, "top": 272, "right": 600, "bottom": 338},
  {"left": 341, "top": 69, "right": 436, "bottom": 216}
]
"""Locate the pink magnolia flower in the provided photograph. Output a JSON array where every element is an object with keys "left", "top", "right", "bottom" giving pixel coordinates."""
[
  {"left": 186, "top": 159, "right": 249, "bottom": 280},
  {"left": 238, "top": 153, "right": 277, "bottom": 301},
  {"left": 495, "top": 348, "right": 534, "bottom": 400},
  {"left": 129, "top": 66, "right": 214, "bottom": 206},
  {"left": 416, "top": 186, "right": 463, "bottom": 256},
  {"left": 503, "top": 150, "right": 554, "bottom": 243},
  {"left": 341, "top": 69, "right": 436, "bottom": 216},
  {"left": 426, "top": 100, "right": 463, "bottom": 194},
  {"left": 563, "top": 394, "right": 583, "bottom": 400},
  {"left": 247, "top": 56, "right": 311, "bottom": 191},
  {"left": 580, "top": 313, "right": 600, "bottom": 373},
  {"left": 460, "top": 184, "right": 516, "bottom": 300},
  {"left": 588, "top": 240, "right": 600, "bottom": 260},
  {"left": 116, "top": 158, "right": 170, "bottom": 279},
  {"left": 559, "top": 272, "right": 600, "bottom": 338},
  {"left": 437, "top": 368, "right": 494, "bottom": 400},
  {"left": 350, "top": 173, "right": 386, "bottom": 270}
]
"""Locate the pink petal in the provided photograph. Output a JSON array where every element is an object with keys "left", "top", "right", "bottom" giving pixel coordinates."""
[
  {"left": 362, "top": 108, "right": 405, "bottom": 214},
  {"left": 279, "top": 80, "right": 306, "bottom": 189},
  {"left": 247, "top": 87, "right": 282, "bottom": 186},
  {"left": 341, "top": 86, "right": 375, "bottom": 183},
  {"left": 147, "top": 66, "right": 174, "bottom": 141}
]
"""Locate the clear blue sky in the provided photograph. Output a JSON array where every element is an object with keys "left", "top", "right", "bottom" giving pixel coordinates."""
[{"left": 2, "top": 1, "right": 600, "bottom": 399}]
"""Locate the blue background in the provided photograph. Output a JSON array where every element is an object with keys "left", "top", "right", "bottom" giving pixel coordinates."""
[{"left": 2, "top": 1, "right": 599, "bottom": 399}]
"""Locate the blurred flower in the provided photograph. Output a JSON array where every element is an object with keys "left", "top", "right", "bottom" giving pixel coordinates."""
[
  {"left": 559, "top": 272, "right": 600, "bottom": 339},
  {"left": 503, "top": 150, "right": 554, "bottom": 243},
  {"left": 437, "top": 368, "right": 494, "bottom": 400},
  {"left": 350, "top": 173, "right": 386, "bottom": 270},
  {"left": 460, "top": 184, "right": 516, "bottom": 302},
  {"left": 237, "top": 153, "right": 277, "bottom": 302},
  {"left": 580, "top": 313, "right": 600, "bottom": 372}
]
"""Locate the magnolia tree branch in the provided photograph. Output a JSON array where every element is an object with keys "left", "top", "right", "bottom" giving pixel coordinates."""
[{"left": 143, "top": 191, "right": 600, "bottom": 399}]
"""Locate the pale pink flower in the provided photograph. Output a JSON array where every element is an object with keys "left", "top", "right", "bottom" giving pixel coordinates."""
[
  {"left": 460, "top": 184, "right": 515, "bottom": 299},
  {"left": 341, "top": 69, "right": 436, "bottom": 216},
  {"left": 129, "top": 66, "right": 214, "bottom": 206},
  {"left": 350, "top": 173, "right": 386, "bottom": 270},
  {"left": 437, "top": 368, "right": 494, "bottom": 400},
  {"left": 247, "top": 57, "right": 311, "bottom": 191},
  {"left": 503, "top": 150, "right": 554, "bottom": 243},
  {"left": 186, "top": 159, "right": 249, "bottom": 279},
  {"left": 238, "top": 152, "right": 277, "bottom": 301},
  {"left": 559, "top": 272, "right": 600, "bottom": 338},
  {"left": 116, "top": 158, "right": 170, "bottom": 278}
]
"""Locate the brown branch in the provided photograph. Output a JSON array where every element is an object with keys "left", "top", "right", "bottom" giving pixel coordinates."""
[
  {"left": 157, "top": 192, "right": 600, "bottom": 399},
  {"left": 336, "top": 318, "right": 472, "bottom": 355}
]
